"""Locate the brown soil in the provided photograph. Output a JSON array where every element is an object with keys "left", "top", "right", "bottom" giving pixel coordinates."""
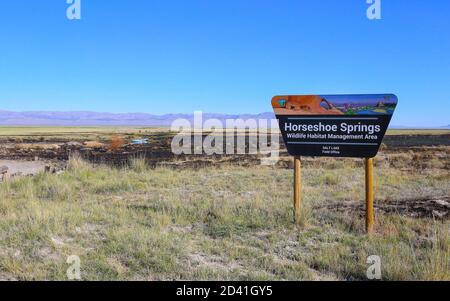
[{"left": 318, "top": 197, "right": 450, "bottom": 219}]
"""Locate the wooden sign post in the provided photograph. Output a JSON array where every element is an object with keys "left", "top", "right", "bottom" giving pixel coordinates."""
[
  {"left": 272, "top": 94, "right": 398, "bottom": 234},
  {"left": 294, "top": 157, "right": 302, "bottom": 226},
  {"left": 365, "top": 158, "right": 374, "bottom": 234}
]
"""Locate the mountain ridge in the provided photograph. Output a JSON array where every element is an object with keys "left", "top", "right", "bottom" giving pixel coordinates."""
[
  {"left": 0, "top": 110, "right": 447, "bottom": 129},
  {"left": 0, "top": 110, "right": 276, "bottom": 126}
]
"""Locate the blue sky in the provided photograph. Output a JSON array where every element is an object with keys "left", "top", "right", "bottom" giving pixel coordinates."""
[{"left": 0, "top": 0, "right": 449, "bottom": 127}]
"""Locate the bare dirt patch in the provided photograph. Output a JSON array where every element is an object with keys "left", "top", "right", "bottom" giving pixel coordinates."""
[
  {"left": 0, "top": 160, "right": 49, "bottom": 176},
  {"left": 318, "top": 197, "right": 450, "bottom": 219}
]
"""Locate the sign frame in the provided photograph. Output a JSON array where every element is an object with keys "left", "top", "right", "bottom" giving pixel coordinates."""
[
  {"left": 272, "top": 94, "right": 398, "bottom": 234},
  {"left": 272, "top": 94, "right": 398, "bottom": 158}
]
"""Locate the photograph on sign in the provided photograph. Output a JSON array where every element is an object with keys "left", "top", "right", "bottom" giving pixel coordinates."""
[{"left": 272, "top": 95, "right": 398, "bottom": 158}]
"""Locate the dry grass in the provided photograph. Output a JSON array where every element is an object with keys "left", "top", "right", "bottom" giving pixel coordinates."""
[
  {"left": 0, "top": 154, "right": 448, "bottom": 281},
  {"left": 14, "top": 143, "right": 60, "bottom": 150},
  {"left": 109, "top": 135, "right": 125, "bottom": 151},
  {"left": 1, "top": 126, "right": 448, "bottom": 144},
  {"left": 0, "top": 126, "right": 171, "bottom": 143},
  {"left": 83, "top": 141, "right": 106, "bottom": 149}
]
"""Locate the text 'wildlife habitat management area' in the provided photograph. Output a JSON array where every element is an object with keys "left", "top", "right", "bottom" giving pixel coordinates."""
[{"left": 272, "top": 94, "right": 398, "bottom": 158}]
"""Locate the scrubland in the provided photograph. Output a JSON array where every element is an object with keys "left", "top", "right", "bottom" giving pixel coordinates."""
[{"left": 0, "top": 153, "right": 448, "bottom": 281}]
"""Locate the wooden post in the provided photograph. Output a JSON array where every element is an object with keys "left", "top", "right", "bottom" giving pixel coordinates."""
[
  {"left": 294, "top": 157, "right": 302, "bottom": 226},
  {"left": 365, "top": 158, "right": 374, "bottom": 234}
]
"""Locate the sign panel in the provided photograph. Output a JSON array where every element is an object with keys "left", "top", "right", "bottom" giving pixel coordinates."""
[{"left": 272, "top": 94, "right": 398, "bottom": 158}]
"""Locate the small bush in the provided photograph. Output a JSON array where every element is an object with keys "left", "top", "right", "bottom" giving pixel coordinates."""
[
  {"left": 322, "top": 173, "right": 340, "bottom": 185},
  {"left": 110, "top": 135, "right": 125, "bottom": 151}
]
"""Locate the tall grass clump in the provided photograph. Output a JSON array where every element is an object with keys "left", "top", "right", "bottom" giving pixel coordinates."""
[
  {"left": 67, "top": 153, "right": 91, "bottom": 173},
  {"left": 130, "top": 157, "right": 147, "bottom": 173}
]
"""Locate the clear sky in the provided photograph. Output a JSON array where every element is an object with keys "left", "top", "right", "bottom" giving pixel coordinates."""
[{"left": 0, "top": 0, "right": 449, "bottom": 127}]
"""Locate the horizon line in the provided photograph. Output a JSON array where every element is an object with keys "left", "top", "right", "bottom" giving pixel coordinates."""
[{"left": 0, "top": 109, "right": 448, "bottom": 129}]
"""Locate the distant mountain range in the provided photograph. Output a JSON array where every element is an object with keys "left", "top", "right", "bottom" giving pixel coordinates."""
[
  {"left": 0, "top": 110, "right": 447, "bottom": 129},
  {"left": 0, "top": 110, "right": 276, "bottom": 126}
]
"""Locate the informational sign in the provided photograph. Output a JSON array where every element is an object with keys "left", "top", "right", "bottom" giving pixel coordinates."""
[{"left": 272, "top": 94, "right": 398, "bottom": 158}]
